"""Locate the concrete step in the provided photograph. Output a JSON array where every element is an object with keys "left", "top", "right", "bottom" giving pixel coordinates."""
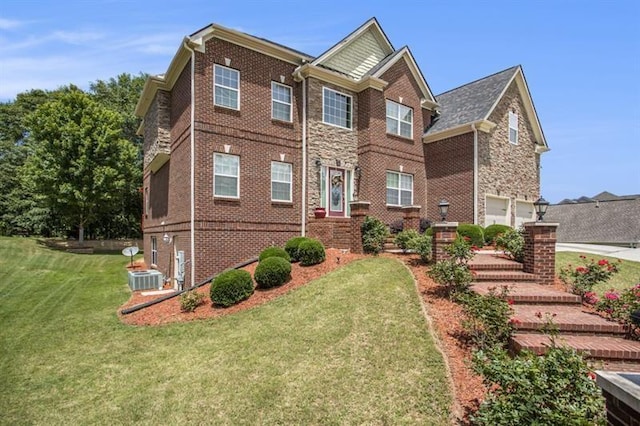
[
  {"left": 469, "top": 254, "right": 523, "bottom": 271},
  {"left": 472, "top": 282, "right": 582, "bottom": 304},
  {"left": 511, "top": 305, "right": 628, "bottom": 335},
  {"left": 510, "top": 334, "right": 640, "bottom": 362},
  {"left": 473, "top": 270, "right": 536, "bottom": 282}
]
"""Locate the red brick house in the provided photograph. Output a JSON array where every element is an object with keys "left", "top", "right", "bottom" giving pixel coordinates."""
[{"left": 135, "top": 18, "right": 549, "bottom": 287}]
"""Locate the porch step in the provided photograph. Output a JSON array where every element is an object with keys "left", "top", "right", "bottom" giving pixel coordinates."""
[
  {"left": 472, "top": 282, "right": 582, "bottom": 304},
  {"left": 511, "top": 334, "right": 640, "bottom": 362},
  {"left": 473, "top": 270, "right": 536, "bottom": 282},
  {"left": 469, "top": 254, "right": 523, "bottom": 271},
  {"left": 511, "top": 305, "right": 628, "bottom": 335}
]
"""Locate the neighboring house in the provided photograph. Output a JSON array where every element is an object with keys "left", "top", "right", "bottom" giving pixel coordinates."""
[
  {"left": 546, "top": 192, "right": 640, "bottom": 246},
  {"left": 135, "top": 18, "right": 549, "bottom": 286}
]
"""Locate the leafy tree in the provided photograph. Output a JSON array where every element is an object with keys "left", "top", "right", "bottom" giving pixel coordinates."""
[{"left": 22, "top": 89, "right": 138, "bottom": 243}]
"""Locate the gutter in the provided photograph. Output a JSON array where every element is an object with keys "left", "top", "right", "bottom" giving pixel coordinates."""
[
  {"left": 472, "top": 123, "right": 478, "bottom": 225},
  {"left": 298, "top": 72, "right": 307, "bottom": 236},
  {"left": 183, "top": 40, "right": 196, "bottom": 287}
]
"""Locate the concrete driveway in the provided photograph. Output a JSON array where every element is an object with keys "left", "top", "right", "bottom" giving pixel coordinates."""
[{"left": 556, "top": 243, "right": 640, "bottom": 262}]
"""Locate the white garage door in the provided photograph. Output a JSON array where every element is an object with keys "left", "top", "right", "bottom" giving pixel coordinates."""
[
  {"left": 485, "top": 196, "right": 509, "bottom": 226},
  {"left": 515, "top": 201, "right": 535, "bottom": 228}
]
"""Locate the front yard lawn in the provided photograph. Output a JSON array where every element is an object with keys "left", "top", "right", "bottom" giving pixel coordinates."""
[{"left": 0, "top": 237, "right": 451, "bottom": 424}]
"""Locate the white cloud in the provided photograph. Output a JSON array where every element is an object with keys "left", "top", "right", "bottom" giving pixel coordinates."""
[{"left": 0, "top": 18, "right": 24, "bottom": 30}]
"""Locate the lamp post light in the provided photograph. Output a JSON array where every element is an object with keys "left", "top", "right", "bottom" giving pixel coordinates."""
[
  {"left": 438, "top": 199, "right": 450, "bottom": 222},
  {"left": 533, "top": 196, "right": 549, "bottom": 222}
]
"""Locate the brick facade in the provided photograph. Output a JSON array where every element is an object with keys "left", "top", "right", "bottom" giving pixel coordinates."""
[{"left": 523, "top": 222, "right": 558, "bottom": 286}]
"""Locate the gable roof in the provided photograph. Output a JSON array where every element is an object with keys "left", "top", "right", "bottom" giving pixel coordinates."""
[{"left": 424, "top": 65, "right": 548, "bottom": 151}]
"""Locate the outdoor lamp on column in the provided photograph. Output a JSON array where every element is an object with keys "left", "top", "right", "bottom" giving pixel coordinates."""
[
  {"left": 438, "top": 199, "right": 450, "bottom": 222},
  {"left": 534, "top": 196, "right": 549, "bottom": 221}
]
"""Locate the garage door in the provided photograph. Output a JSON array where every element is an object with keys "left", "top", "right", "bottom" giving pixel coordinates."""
[
  {"left": 515, "top": 201, "right": 535, "bottom": 228},
  {"left": 485, "top": 196, "right": 509, "bottom": 226}
]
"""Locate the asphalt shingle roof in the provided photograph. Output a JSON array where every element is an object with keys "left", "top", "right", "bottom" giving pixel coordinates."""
[
  {"left": 425, "top": 66, "right": 520, "bottom": 135},
  {"left": 545, "top": 198, "right": 640, "bottom": 244}
]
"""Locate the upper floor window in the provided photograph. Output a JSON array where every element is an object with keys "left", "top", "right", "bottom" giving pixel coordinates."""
[
  {"left": 386, "top": 100, "right": 413, "bottom": 138},
  {"left": 213, "top": 153, "right": 239, "bottom": 198},
  {"left": 509, "top": 111, "right": 518, "bottom": 144},
  {"left": 323, "top": 87, "right": 352, "bottom": 129},
  {"left": 214, "top": 64, "right": 239, "bottom": 110},
  {"left": 386, "top": 171, "right": 413, "bottom": 206},
  {"left": 271, "top": 161, "right": 292, "bottom": 202},
  {"left": 272, "top": 82, "right": 292, "bottom": 122}
]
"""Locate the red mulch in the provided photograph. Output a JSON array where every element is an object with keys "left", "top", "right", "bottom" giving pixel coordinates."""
[{"left": 118, "top": 249, "right": 484, "bottom": 422}]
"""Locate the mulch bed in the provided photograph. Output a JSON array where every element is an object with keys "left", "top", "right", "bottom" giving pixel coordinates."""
[{"left": 119, "top": 249, "right": 485, "bottom": 422}]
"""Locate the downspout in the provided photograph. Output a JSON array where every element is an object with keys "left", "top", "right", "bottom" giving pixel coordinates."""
[
  {"left": 301, "top": 76, "right": 307, "bottom": 236},
  {"left": 183, "top": 40, "right": 196, "bottom": 287},
  {"left": 471, "top": 123, "right": 478, "bottom": 225}
]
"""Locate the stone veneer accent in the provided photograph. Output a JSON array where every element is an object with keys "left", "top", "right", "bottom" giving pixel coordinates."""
[
  {"left": 143, "top": 90, "right": 171, "bottom": 170},
  {"left": 306, "top": 78, "right": 358, "bottom": 217},
  {"left": 523, "top": 222, "right": 558, "bottom": 286},
  {"left": 478, "top": 82, "right": 540, "bottom": 226},
  {"left": 432, "top": 222, "right": 458, "bottom": 262}
]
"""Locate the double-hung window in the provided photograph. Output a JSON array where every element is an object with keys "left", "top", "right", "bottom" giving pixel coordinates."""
[
  {"left": 214, "top": 153, "right": 239, "bottom": 198},
  {"left": 386, "top": 171, "right": 413, "bottom": 206},
  {"left": 271, "top": 82, "right": 292, "bottom": 122},
  {"left": 323, "top": 87, "right": 352, "bottom": 129},
  {"left": 214, "top": 64, "right": 239, "bottom": 110},
  {"left": 271, "top": 161, "right": 292, "bottom": 202},
  {"left": 509, "top": 111, "right": 518, "bottom": 144},
  {"left": 386, "top": 100, "right": 413, "bottom": 138}
]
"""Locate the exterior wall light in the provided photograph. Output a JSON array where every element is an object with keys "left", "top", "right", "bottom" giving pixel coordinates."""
[
  {"left": 534, "top": 196, "right": 549, "bottom": 221},
  {"left": 438, "top": 199, "right": 450, "bottom": 222}
]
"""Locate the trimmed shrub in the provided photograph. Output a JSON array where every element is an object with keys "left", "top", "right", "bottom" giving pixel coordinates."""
[
  {"left": 284, "top": 236, "right": 307, "bottom": 262},
  {"left": 457, "top": 223, "right": 484, "bottom": 248},
  {"left": 419, "top": 218, "right": 432, "bottom": 234},
  {"left": 258, "top": 246, "right": 291, "bottom": 263},
  {"left": 495, "top": 227, "right": 525, "bottom": 263},
  {"left": 394, "top": 229, "right": 419, "bottom": 253},
  {"left": 410, "top": 234, "right": 432, "bottom": 263},
  {"left": 254, "top": 256, "right": 291, "bottom": 288},
  {"left": 210, "top": 269, "right": 254, "bottom": 307},
  {"left": 361, "top": 216, "right": 388, "bottom": 255},
  {"left": 298, "top": 238, "right": 326, "bottom": 266},
  {"left": 484, "top": 224, "right": 511, "bottom": 245},
  {"left": 457, "top": 286, "right": 514, "bottom": 350},
  {"left": 389, "top": 219, "right": 404, "bottom": 234},
  {"left": 179, "top": 290, "right": 205, "bottom": 313},
  {"left": 425, "top": 227, "right": 434, "bottom": 237}
]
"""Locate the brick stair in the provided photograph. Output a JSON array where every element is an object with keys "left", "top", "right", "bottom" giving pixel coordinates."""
[{"left": 470, "top": 253, "right": 640, "bottom": 370}]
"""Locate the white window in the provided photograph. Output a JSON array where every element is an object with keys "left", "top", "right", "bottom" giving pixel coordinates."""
[
  {"left": 271, "top": 82, "right": 292, "bottom": 122},
  {"left": 386, "top": 100, "right": 413, "bottom": 138},
  {"left": 271, "top": 161, "right": 292, "bottom": 202},
  {"left": 323, "top": 87, "right": 352, "bottom": 129},
  {"left": 213, "top": 153, "right": 239, "bottom": 198},
  {"left": 509, "top": 111, "right": 518, "bottom": 144},
  {"left": 214, "top": 64, "right": 239, "bottom": 110},
  {"left": 386, "top": 171, "right": 413, "bottom": 206},
  {"left": 151, "top": 236, "right": 157, "bottom": 265}
]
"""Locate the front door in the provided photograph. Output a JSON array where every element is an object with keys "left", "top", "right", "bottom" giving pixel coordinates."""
[{"left": 328, "top": 168, "right": 345, "bottom": 217}]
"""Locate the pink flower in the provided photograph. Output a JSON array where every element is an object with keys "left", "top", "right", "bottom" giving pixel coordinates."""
[
  {"left": 576, "top": 267, "right": 588, "bottom": 274},
  {"left": 509, "top": 318, "right": 522, "bottom": 325},
  {"left": 507, "top": 299, "right": 514, "bottom": 305},
  {"left": 588, "top": 372, "right": 596, "bottom": 380},
  {"left": 598, "top": 259, "right": 609, "bottom": 266},
  {"left": 605, "top": 291, "right": 620, "bottom": 301}
]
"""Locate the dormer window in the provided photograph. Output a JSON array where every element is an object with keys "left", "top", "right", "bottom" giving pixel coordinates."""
[
  {"left": 386, "top": 100, "right": 413, "bottom": 138},
  {"left": 509, "top": 111, "right": 518, "bottom": 144}
]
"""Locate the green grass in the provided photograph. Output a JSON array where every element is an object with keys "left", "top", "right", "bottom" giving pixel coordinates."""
[
  {"left": 556, "top": 252, "right": 640, "bottom": 294},
  {"left": 0, "top": 237, "right": 451, "bottom": 425}
]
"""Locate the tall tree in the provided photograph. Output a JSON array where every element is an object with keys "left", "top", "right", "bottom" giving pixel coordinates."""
[{"left": 22, "top": 89, "right": 138, "bottom": 243}]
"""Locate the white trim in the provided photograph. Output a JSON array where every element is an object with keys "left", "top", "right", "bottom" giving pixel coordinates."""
[
  {"left": 213, "top": 153, "right": 240, "bottom": 199},
  {"left": 322, "top": 87, "right": 353, "bottom": 130},
  {"left": 186, "top": 42, "right": 196, "bottom": 288},
  {"left": 213, "top": 64, "right": 240, "bottom": 110},
  {"left": 386, "top": 170, "right": 414, "bottom": 207},
  {"left": 471, "top": 123, "right": 478, "bottom": 225},
  {"left": 423, "top": 120, "right": 496, "bottom": 143},
  {"left": 386, "top": 100, "right": 413, "bottom": 138},
  {"left": 271, "top": 81, "right": 292, "bottom": 122},
  {"left": 301, "top": 77, "right": 307, "bottom": 236},
  {"left": 271, "top": 161, "right": 293, "bottom": 202}
]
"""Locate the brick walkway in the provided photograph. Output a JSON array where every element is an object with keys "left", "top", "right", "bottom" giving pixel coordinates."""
[{"left": 470, "top": 253, "right": 640, "bottom": 371}]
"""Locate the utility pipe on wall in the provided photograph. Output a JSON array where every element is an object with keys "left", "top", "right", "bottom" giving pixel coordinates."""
[
  {"left": 472, "top": 122, "right": 478, "bottom": 225},
  {"left": 301, "top": 76, "right": 307, "bottom": 236},
  {"left": 183, "top": 39, "right": 196, "bottom": 287}
]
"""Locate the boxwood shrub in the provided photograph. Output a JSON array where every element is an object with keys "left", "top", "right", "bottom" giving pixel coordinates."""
[
  {"left": 254, "top": 256, "right": 291, "bottom": 288},
  {"left": 210, "top": 269, "right": 254, "bottom": 307},
  {"left": 457, "top": 223, "right": 485, "bottom": 247},
  {"left": 284, "top": 236, "right": 308, "bottom": 262},
  {"left": 298, "top": 238, "right": 326, "bottom": 266},
  {"left": 258, "top": 246, "right": 291, "bottom": 262},
  {"left": 484, "top": 224, "right": 512, "bottom": 245},
  {"left": 361, "top": 216, "right": 388, "bottom": 254}
]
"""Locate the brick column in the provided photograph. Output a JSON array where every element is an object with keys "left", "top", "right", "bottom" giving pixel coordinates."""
[
  {"left": 523, "top": 222, "right": 559, "bottom": 286},
  {"left": 432, "top": 222, "right": 458, "bottom": 262},
  {"left": 402, "top": 205, "right": 421, "bottom": 232},
  {"left": 349, "top": 201, "right": 371, "bottom": 254}
]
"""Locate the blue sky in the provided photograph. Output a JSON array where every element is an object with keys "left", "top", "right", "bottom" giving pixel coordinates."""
[{"left": 1, "top": 0, "right": 638, "bottom": 203}]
